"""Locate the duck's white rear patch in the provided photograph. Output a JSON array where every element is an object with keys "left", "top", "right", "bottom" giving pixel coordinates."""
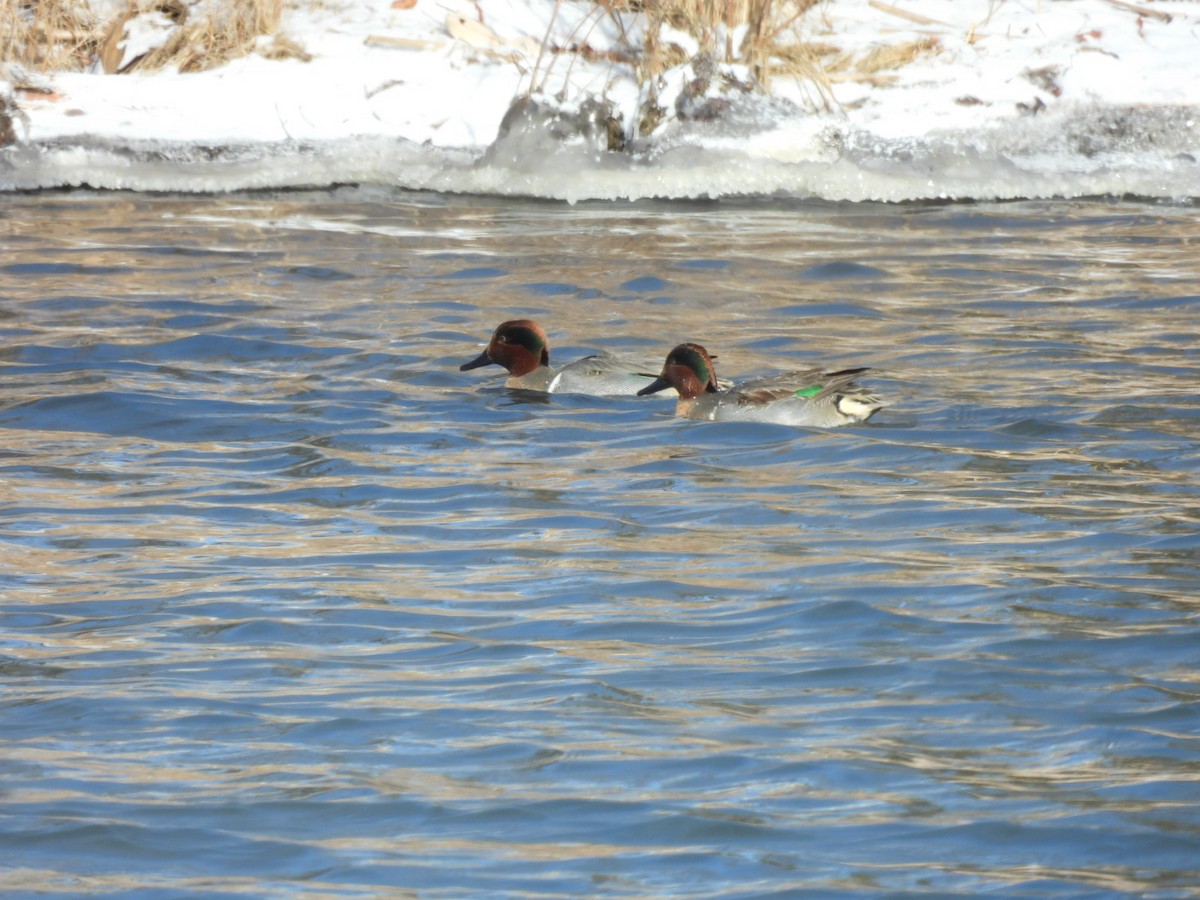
[{"left": 836, "top": 394, "right": 885, "bottom": 422}]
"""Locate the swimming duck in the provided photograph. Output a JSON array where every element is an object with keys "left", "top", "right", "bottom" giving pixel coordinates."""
[
  {"left": 460, "top": 319, "right": 668, "bottom": 396},
  {"left": 637, "top": 342, "right": 886, "bottom": 427}
]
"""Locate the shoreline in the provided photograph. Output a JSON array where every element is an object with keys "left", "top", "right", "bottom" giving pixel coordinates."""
[{"left": 4, "top": 0, "right": 1199, "bottom": 202}]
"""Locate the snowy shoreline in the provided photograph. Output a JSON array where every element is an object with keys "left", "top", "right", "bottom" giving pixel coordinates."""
[{"left": 4, "top": 0, "right": 1199, "bottom": 202}]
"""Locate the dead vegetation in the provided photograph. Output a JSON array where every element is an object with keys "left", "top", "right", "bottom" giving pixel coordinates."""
[
  {"left": 599, "top": 0, "right": 829, "bottom": 89},
  {"left": 129, "top": 0, "right": 309, "bottom": 74},
  {"left": 1, "top": 0, "right": 940, "bottom": 100},
  {"left": 824, "top": 35, "right": 940, "bottom": 86},
  {"left": 590, "top": 0, "right": 948, "bottom": 114},
  {"left": 1, "top": 0, "right": 301, "bottom": 75},
  {"left": 1, "top": 0, "right": 99, "bottom": 70}
]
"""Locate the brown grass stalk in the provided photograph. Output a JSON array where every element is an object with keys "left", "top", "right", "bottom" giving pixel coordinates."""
[
  {"left": 2, "top": 0, "right": 923, "bottom": 120},
  {"left": 603, "top": 0, "right": 826, "bottom": 90},
  {"left": 1, "top": 0, "right": 100, "bottom": 71},
  {"left": 1, "top": 0, "right": 290, "bottom": 74}
]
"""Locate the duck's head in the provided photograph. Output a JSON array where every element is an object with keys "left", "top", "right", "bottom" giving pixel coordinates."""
[
  {"left": 637, "top": 342, "right": 721, "bottom": 400},
  {"left": 461, "top": 319, "right": 550, "bottom": 377}
]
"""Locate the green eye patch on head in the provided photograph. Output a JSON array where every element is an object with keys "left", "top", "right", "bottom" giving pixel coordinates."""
[
  {"left": 669, "top": 343, "right": 717, "bottom": 391},
  {"left": 497, "top": 321, "right": 550, "bottom": 366}
]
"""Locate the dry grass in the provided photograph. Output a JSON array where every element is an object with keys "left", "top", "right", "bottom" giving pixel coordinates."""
[
  {"left": 593, "top": 0, "right": 951, "bottom": 112},
  {"left": 854, "top": 36, "right": 938, "bottom": 74},
  {"left": 3, "top": 0, "right": 935, "bottom": 111},
  {"left": 766, "top": 38, "right": 836, "bottom": 105},
  {"left": 584, "top": 0, "right": 838, "bottom": 123},
  {"left": 1, "top": 0, "right": 100, "bottom": 71},
  {"left": 608, "top": 0, "right": 824, "bottom": 87},
  {"left": 135, "top": 0, "right": 297, "bottom": 73},
  {"left": 823, "top": 35, "right": 940, "bottom": 88},
  {"left": 0, "top": 0, "right": 298, "bottom": 74}
]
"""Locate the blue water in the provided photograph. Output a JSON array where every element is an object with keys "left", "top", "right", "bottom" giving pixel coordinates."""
[{"left": 2, "top": 189, "right": 1199, "bottom": 898}]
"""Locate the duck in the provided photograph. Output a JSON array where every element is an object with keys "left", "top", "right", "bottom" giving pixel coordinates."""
[
  {"left": 460, "top": 319, "right": 669, "bottom": 396},
  {"left": 637, "top": 342, "right": 886, "bottom": 427}
]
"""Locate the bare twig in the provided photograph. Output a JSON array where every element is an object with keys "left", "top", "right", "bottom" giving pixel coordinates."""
[
  {"left": 1099, "top": 0, "right": 1171, "bottom": 23},
  {"left": 365, "top": 34, "right": 443, "bottom": 50},
  {"left": 867, "top": 0, "right": 948, "bottom": 28},
  {"left": 532, "top": 0, "right": 563, "bottom": 93}
]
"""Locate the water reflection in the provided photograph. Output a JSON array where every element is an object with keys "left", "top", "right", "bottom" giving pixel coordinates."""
[{"left": 1, "top": 190, "right": 1199, "bottom": 897}]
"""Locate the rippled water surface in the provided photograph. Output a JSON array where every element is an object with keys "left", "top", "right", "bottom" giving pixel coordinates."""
[{"left": 2, "top": 190, "right": 1199, "bottom": 898}]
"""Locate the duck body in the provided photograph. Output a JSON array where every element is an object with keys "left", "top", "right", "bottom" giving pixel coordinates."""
[
  {"left": 461, "top": 319, "right": 667, "bottom": 396},
  {"left": 638, "top": 342, "right": 886, "bottom": 427}
]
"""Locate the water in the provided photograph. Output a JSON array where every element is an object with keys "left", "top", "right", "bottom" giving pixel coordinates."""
[{"left": 2, "top": 189, "right": 1199, "bottom": 898}]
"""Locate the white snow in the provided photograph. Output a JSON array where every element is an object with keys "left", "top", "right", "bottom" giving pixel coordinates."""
[{"left": 3, "top": 0, "right": 1199, "bottom": 201}]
